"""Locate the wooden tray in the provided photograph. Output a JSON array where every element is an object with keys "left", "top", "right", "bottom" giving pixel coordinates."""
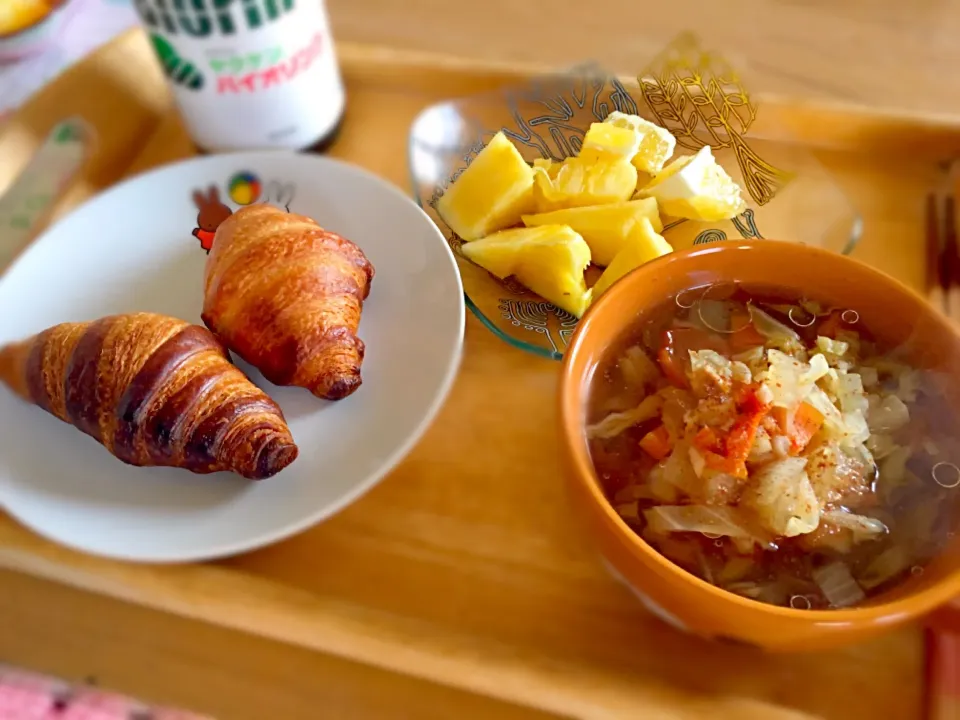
[{"left": 1, "top": 28, "right": 957, "bottom": 720}]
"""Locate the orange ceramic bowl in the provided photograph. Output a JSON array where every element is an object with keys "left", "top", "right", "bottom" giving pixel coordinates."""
[{"left": 559, "top": 240, "right": 960, "bottom": 652}]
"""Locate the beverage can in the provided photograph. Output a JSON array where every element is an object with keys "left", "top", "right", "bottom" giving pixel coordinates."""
[{"left": 134, "top": 0, "right": 345, "bottom": 152}]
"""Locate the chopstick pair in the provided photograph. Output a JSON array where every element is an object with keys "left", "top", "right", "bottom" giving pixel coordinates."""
[
  {"left": 923, "top": 170, "right": 960, "bottom": 720},
  {"left": 926, "top": 180, "right": 960, "bottom": 321},
  {"left": 926, "top": 602, "right": 960, "bottom": 720}
]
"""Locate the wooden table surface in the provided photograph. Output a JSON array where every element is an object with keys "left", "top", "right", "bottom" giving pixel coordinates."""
[
  {"left": 2, "top": 5, "right": 959, "bottom": 718},
  {"left": 327, "top": 0, "right": 960, "bottom": 118}
]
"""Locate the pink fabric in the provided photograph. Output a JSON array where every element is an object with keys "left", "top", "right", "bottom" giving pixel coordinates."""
[{"left": 0, "top": 666, "right": 210, "bottom": 720}]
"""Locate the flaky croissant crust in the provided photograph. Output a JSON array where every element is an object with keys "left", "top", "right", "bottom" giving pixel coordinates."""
[
  {"left": 202, "top": 205, "right": 374, "bottom": 400},
  {"left": 0, "top": 313, "right": 298, "bottom": 479}
]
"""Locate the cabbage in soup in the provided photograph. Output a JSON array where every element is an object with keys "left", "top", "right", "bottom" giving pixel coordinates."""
[{"left": 586, "top": 283, "right": 960, "bottom": 609}]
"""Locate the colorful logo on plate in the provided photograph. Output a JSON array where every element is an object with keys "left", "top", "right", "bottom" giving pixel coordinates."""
[
  {"left": 189, "top": 172, "right": 296, "bottom": 254},
  {"left": 228, "top": 171, "right": 263, "bottom": 206}
]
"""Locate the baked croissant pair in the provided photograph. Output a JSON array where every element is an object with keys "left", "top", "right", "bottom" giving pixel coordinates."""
[{"left": 0, "top": 206, "right": 374, "bottom": 480}]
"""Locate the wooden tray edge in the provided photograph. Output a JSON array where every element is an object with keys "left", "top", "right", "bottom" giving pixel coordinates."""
[
  {"left": 0, "top": 521, "right": 818, "bottom": 720},
  {"left": 0, "top": 33, "right": 944, "bottom": 719},
  {"left": 336, "top": 40, "right": 960, "bottom": 156}
]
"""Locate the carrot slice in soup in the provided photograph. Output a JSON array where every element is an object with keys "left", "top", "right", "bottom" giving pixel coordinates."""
[
  {"left": 773, "top": 402, "right": 824, "bottom": 453},
  {"left": 723, "top": 387, "right": 770, "bottom": 463},
  {"left": 639, "top": 425, "right": 673, "bottom": 460},
  {"left": 704, "top": 451, "right": 748, "bottom": 479},
  {"left": 687, "top": 388, "right": 768, "bottom": 480},
  {"left": 725, "top": 410, "right": 768, "bottom": 462},
  {"left": 693, "top": 426, "right": 722, "bottom": 454},
  {"left": 693, "top": 428, "right": 748, "bottom": 478}
]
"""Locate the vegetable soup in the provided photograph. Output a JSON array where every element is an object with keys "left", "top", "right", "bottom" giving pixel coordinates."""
[{"left": 586, "top": 283, "right": 960, "bottom": 610}]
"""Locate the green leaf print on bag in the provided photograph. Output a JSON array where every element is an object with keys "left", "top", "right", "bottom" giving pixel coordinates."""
[{"left": 150, "top": 34, "right": 204, "bottom": 91}]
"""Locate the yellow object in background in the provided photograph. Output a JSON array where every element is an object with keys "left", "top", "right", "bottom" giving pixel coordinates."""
[
  {"left": 436, "top": 131, "right": 534, "bottom": 241},
  {"left": 591, "top": 217, "right": 673, "bottom": 299},
  {"left": 461, "top": 225, "right": 593, "bottom": 317},
  {"left": 521, "top": 197, "right": 661, "bottom": 267},
  {"left": 531, "top": 156, "right": 637, "bottom": 213},
  {"left": 638, "top": 145, "right": 746, "bottom": 221},
  {"left": 0, "top": 0, "right": 58, "bottom": 35}
]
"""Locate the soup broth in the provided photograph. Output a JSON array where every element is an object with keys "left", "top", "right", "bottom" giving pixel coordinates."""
[{"left": 586, "top": 282, "right": 960, "bottom": 610}]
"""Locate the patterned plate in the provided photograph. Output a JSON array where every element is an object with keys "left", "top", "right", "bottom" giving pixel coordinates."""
[{"left": 408, "top": 34, "right": 860, "bottom": 359}]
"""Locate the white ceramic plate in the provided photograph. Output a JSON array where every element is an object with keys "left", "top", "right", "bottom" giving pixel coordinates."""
[{"left": 0, "top": 152, "right": 464, "bottom": 562}]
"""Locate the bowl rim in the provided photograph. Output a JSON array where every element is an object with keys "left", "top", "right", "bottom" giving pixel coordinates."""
[{"left": 559, "top": 239, "right": 960, "bottom": 620}]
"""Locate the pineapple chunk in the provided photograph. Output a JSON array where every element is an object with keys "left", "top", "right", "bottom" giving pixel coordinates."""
[
  {"left": 533, "top": 157, "right": 556, "bottom": 174},
  {"left": 603, "top": 111, "right": 677, "bottom": 174},
  {"left": 532, "top": 156, "right": 638, "bottom": 213},
  {"left": 582, "top": 122, "right": 642, "bottom": 160},
  {"left": 521, "top": 198, "right": 662, "bottom": 267},
  {"left": 436, "top": 131, "right": 534, "bottom": 241},
  {"left": 591, "top": 217, "right": 673, "bottom": 298},
  {"left": 638, "top": 145, "right": 746, "bottom": 221},
  {"left": 460, "top": 225, "right": 592, "bottom": 317}
]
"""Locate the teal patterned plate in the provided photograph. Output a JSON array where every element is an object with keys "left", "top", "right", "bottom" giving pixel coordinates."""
[{"left": 408, "top": 38, "right": 860, "bottom": 360}]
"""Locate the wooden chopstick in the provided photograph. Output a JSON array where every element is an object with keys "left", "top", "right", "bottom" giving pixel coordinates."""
[
  {"left": 926, "top": 618, "right": 960, "bottom": 720},
  {"left": 945, "top": 194, "right": 960, "bottom": 322},
  {"left": 924, "top": 166, "right": 960, "bottom": 720},
  {"left": 927, "top": 192, "right": 946, "bottom": 315}
]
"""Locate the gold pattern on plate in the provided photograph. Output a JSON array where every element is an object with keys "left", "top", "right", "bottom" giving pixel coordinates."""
[{"left": 638, "top": 32, "right": 793, "bottom": 205}]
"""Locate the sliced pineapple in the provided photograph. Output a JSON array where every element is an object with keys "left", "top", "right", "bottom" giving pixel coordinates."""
[
  {"left": 532, "top": 157, "right": 557, "bottom": 174},
  {"left": 460, "top": 225, "right": 592, "bottom": 317},
  {"left": 532, "top": 156, "right": 638, "bottom": 213},
  {"left": 591, "top": 217, "right": 673, "bottom": 299},
  {"left": 436, "top": 131, "right": 534, "bottom": 241},
  {"left": 637, "top": 145, "right": 746, "bottom": 221},
  {"left": 521, "top": 198, "right": 661, "bottom": 267},
  {"left": 582, "top": 122, "right": 642, "bottom": 161},
  {"left": 603, "top": 111, "right": 677, "bottom": 175}
]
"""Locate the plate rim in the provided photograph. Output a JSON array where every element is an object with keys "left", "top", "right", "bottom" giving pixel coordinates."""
[{"left": 0, "top": 150, "right": 466, "bottom": 563}]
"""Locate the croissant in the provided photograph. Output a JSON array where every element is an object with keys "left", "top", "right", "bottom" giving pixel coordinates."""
[
  {"left": 201, "top": 204, "right": 374, "bottom": 400},
  {"left": 0, "top": 313, "right": 298, "bottom": 480}
]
